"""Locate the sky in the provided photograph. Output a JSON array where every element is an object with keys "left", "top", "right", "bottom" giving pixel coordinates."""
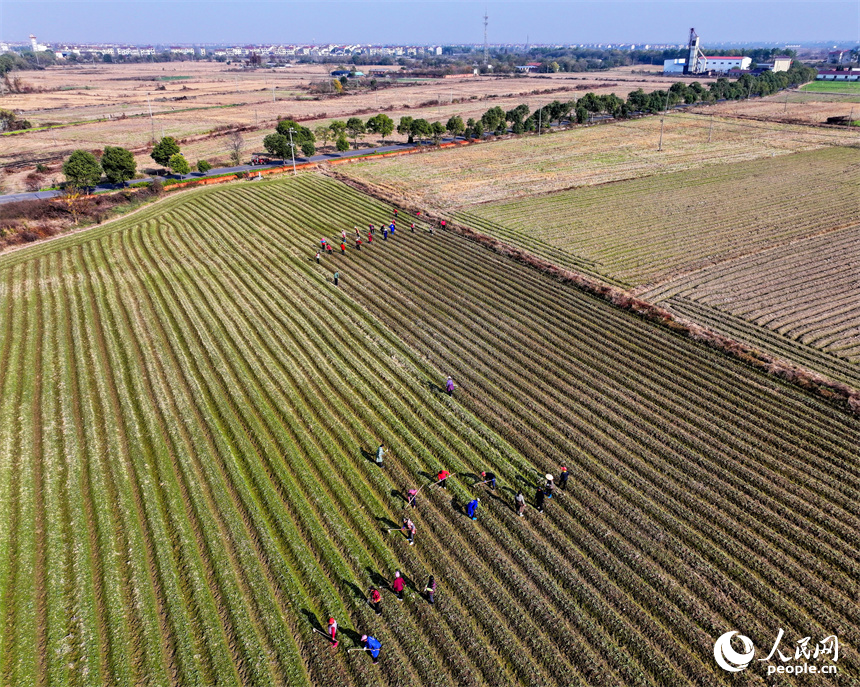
[{"left": 1, "top": 0, "right": 858, "bottom": 46}]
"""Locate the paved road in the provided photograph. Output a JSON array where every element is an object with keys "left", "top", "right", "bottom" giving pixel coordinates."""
[{"left": 0, "top": 141, "right": 424, "bottom": 205}]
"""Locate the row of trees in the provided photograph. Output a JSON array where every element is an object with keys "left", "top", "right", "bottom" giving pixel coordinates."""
[{"left": 62, "top": 136, "right": 217, "bottom": 188}]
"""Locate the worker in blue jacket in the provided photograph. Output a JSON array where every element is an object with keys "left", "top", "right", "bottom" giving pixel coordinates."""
[
  {"left": 466, "top": 498, "right": 480, "bottom": 520},
  {"left": 361, "top": 634, "right": 381, "bottom": 664}
]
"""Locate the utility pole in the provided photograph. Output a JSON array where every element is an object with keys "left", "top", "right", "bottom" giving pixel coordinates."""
[
  {"left": 784, "top": 90, "right": 789, "bottom": 112},
  {"left": 272, "top": 85, "right": 276, "bottom": 103},
  {"left": 147, "top": 93, "right": 155, "bottom": 142},
  {"left": 708, "top": 116, "right": 713, "bottom": 143},
  {"left": 288, "top": 126, "right": 297, "bottom": 175},
  {"left": 538, "top": 107, "right": 541, "bottom": 135},
  {"left": 658, "top": 90, "right": 670, "bottom": 151}
]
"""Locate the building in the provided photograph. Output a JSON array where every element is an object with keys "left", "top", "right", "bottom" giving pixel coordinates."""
[
  {"left": 816, "top": 69, "right": 860, "bottom": 81},
  {"left": 663, "top": 58, "right": 687, "bottom": 74},
  {"left": 664, "top": 55, "right": 752, "bottom": 75},
  {"left": 828, "top": 50, "right": 847, "bottom": 64},
  {"left": 703, "top": 56, "right": 752, "bottom": 72}
]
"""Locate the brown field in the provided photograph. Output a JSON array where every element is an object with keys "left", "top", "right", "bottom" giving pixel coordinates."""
[
  {"left": 0, "top": 62, "right": 697, "bottom": 193},
  {"left": 690, "top": 88, "right": 860, "bottom": 125},
  {"left": 337, "top": 114, "right": 860, "bottom": 209}
]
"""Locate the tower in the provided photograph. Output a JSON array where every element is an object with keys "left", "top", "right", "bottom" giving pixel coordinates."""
[
  {"left": 483, "top": 10, "right": 488, "bottom": 66},
  {"left": 30, "top": 34, "right": 38, "bottom": 52},
  {"left": 683, "top": 28, "right": 705, "bottom": 75}
]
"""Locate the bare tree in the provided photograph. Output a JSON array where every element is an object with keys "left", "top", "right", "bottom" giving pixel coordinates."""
[
  {"left": 226, "top": 130, "right": 245, "bottom": 166},
  {"left": 61, "top": 186, "right": 90, "bottom": 225}
]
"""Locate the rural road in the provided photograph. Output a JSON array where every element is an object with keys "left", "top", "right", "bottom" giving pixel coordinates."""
[{"left": 0, "top": 140, "right": 429, "bottom": 205}]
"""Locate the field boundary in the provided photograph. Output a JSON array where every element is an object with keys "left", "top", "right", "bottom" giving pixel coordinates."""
[{"left": 324, "top": 167, "right": 860, "bottom": 417}]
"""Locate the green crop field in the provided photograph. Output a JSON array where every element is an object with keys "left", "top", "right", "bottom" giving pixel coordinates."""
[
  {"left": 801, "top": 81, "right": 860, "bottom": 94},
  {"left": 1, "top": 174, "right": 858, "bottom": 686}
]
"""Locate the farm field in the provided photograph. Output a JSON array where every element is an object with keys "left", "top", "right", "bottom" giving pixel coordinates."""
[
  {"left": 337, "top": 114, "right": 860, "bottom": 208},
  {"left": 1, "top": 60, "right": 689, "bottom": 193},
  {"left": 800, "top": 81, "right": 860, "bottom": 94},
  {"left": 1, "top": 173, "right": 858, "bottom": 686},
  {"left": 639, "top": 222, "right": 860, "bottom": 365},
  {"left": 690, "top": 88, "right": 860, "bottom": 123},
  {"left": 450, "top": 146, "right": 860, "bottom": 287}
]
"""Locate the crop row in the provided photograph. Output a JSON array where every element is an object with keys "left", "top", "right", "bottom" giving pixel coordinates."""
[
  {"left": 453, "top": 146, "right": 860, "bottom": 288},
  {"left": 1, "top": 173, "right": 859, "bottom": 685},
  {"left": 642, "top": 224, "right": 860, "bottom": 365}
]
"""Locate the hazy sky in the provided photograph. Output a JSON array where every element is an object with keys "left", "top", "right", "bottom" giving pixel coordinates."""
[{"left": 1, "top": 0, "right": 857, "bottom": 46}]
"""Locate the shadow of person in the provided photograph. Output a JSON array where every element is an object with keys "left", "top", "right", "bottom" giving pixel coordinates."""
[{"left": 301, "top": 608, "right": 324, "bottom": 633}]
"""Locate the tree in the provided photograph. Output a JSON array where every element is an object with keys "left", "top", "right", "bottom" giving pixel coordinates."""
[
  {"left": 275, "top": 119, "right": 315, "bottom": 151},
  {"left": 329, "top": 120, "right": 347, "bottom": 140},
  {"left": 196, "top": 160, "right": 212, "bottom": 173},
  {"left": 61, "top": 186, "right": 90, "bottom": 225},
  {"left": 397, "top": 116, "right": 414, "bottom": 143},
  {"left": 263, "top": 132, "right": 291, "bottom": 162},
  {"left": 150, "top": 136, "right": 180, "bottom": 167},
  {"left": 430, "top": 121, "right": 446, "bottom": 144},
  {"left": 100, "top": 146, "right": 136, "bottom": 185},
  {"left": 346, "top": 117, "right": 366, "bottom": 149},
  {"left": 314, "top": 125, "right": 332, "bottom": 148},
  {"left": 481, "top": 106, "right": 506, "bottom": 135},
  {"left": 169, "top": 153, "right": 190, "bottom": 177},
  {"left": 300, "top": 140, "right": 316, "bottom": 157},
  {"left": 445, "top": 115, "right": 465, "bottom": 140},
  {"left": 226, "top": 131, "right": 244, "bottom": 166},
  {"left": 366, "top": 113, "right": 394, "bottom": 143},
  {"left": 62, "top": 150, "right": 102, "bottom": 188},
  {"left": 335, "top": 135, "right": 349, "bottom": 152},
  {"left": 410, "top": 118, "right": 431, "bottom": 144}
]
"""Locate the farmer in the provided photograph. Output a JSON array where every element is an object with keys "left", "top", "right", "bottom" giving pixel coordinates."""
[
  {"left": 392, "top": 571, "right": 405, "bottom": 601},
  {"left": 356, "top": 237, "right": 362, "bottom": 250},
  {"left": 389, "top": 221, "right": 395, "bottom": 235},
  {"left": 406, "top": 488, "right": 418, "bottom": 508},
  {"left": 341, "top": 228, "right": 347, "bottom": 241},
  {"left": 558, "top": 466, "right": 569, "bottom": 490},
  {"left": 327, "top": 617, "right": 339, "bottom": 647},
  {"left": 316, "top": 251, "right": 320, "bottom": 264},
  {"left": 333, "top": 271, "right": 339, "bottom": 287},
  {"left": 480, "top": 471, "right": 497, "bottom": 490},
  {"left": 326, "top": 242, "right": 333, "bottom": 255},
  {"left": 393, "top": 208, "right": 398, "bottom": 218},
  {"left": 340, "top": 242, "right": 346, "bottom": 254},
  {"left": 376, "top": 444, "right": 384, "bottom": 467},
  {"left": 382, "top": 226, "right": 388, "bottom": 240},
  {"left": 368, "top": 587, "right": 382, "bottom": 615},
  {"left": 369, "top": 223, "right": 375, "bottom": 235},
  {"left": 410, "top": 222, "right": 415, "bottom": 232},
  {"left": 544, "top": 474, "right": 555, "bottom": 499},
  {"left": 361, "top": 634, "right": 381, "bottom": 664},
  {"left": 367, "top": 231, "right": 373, "bottom": 244},
  {"left": 355, "top": 226, "right": 361, "bottom": 239},
  {"left": 440, "top": 219, "right": 446, "bottom": 230},
  {"left": 437, "top": 469, "right": 450, "bottom": 489},
  {"left": 445, "top": 376, "right": 455, "bottom": 395},
  {"left": 515, "top": 491, "right": 526, "bottom": 517},
  {"left": 466, "top": 498, "right": 480, "bottom": 520},
  {"left": 535, "top": 487, "right": 545, "bottom": 513},
  {"left": 424, "top": 575, "right": 436, "bottom": 605},
  {"left": 402, "top": 517, "right": 416, "bottom": 545},
  {"left": 320, "top": 237, "right": 327, "bottom": 249}
]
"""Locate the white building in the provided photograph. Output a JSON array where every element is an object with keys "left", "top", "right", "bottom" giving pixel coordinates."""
[
  {"left": 662, "top": 58, "right": 687, "bottom": 74},
  {"left": 703, "top": 56, "right": 752, "bottom": 72},
  {"left": 816, "top": 69, "right": 860, "bottom": 81},
  {"left": 663, "top": 55, "right": 752, "bottom": 75}
]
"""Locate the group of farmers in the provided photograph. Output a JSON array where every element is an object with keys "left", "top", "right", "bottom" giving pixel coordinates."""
[
  {"left": 315, "top": 207, "right": 442, "bottom": 289},
  {"left": 326, "top": 390, "right": 571, "bottom": 666},
  {"left": 314, "top": 206, "right": 569, "bottom": 667}
]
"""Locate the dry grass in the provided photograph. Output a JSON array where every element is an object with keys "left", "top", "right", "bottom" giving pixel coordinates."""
[
  {"left": 690, "top": 88, "right": 860, "bottom": 124},
  {"left": 337, "top": 113, "right": 860, "bottom": 209},
  {"left": 0, "top": 61, "right": 699, "bottom": 192}
]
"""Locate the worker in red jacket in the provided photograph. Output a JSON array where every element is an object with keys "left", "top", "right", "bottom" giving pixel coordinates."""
[
  {"left": 392, "top": 571, "right": 405, "bottom": 600},
  {"left": 437, "top": 470, "right": 450, "bottom": 489},
  {"left": 327, "top": 617, "right": 339, "bottom": 648},
  {"left": 368, "top": 587, "right": 382, "bottom": 615}
]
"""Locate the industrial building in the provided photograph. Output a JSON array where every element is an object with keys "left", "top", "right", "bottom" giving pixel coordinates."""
[{"left": 663, "top": 54, "right": 752, "bottom": 74}]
